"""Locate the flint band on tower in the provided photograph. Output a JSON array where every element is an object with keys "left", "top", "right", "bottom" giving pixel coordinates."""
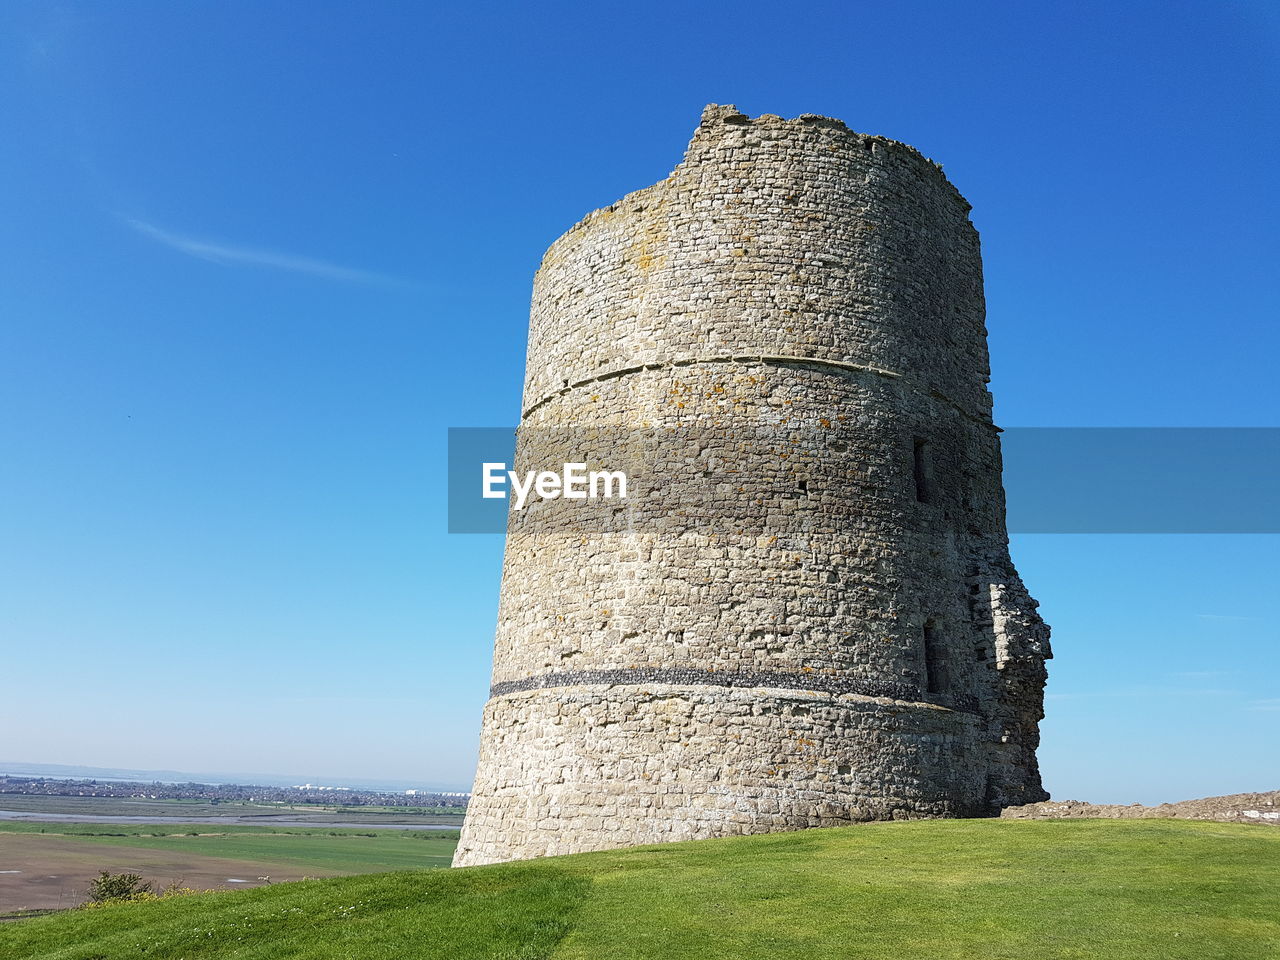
[{"left": 454, "top": 105, "right": 1051, "bottom": 867}]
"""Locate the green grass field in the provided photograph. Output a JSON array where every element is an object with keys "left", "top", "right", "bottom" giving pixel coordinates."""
[
  {"left": 0, "top": 821, "right": 458, "bottom": 874},
  {"left": 1, "top": 818, "right": 1276, "bottom": 960}
]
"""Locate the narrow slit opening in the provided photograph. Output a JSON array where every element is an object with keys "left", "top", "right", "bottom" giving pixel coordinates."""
[
  {"left": 923, "top": 619, "right": 944, "bottom": 695},
  {"left": 912, "top": 437, "right": 931, "bottom": 503}
]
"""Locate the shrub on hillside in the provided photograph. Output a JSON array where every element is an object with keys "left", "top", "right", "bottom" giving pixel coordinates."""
[
  {"left": 86, "top": 871, "right": 152, "bottom": 904},
  {"left": 82, "top": 872, "right": 201, "bottom": 909}
]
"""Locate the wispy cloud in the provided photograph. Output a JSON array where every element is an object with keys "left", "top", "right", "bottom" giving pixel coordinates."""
[
  {"left": 126, "top": 219, "right": 401, "bottom": 286},
  {"left": 1196, "top": 613, "right": 1261, "bottom": 622},
  {"left": 1169, "top": 670, "right": 1235, "bottom": 680},
  {"left": 1047, "top": 686, "right": 1243, "bottom": 701},
  {"left": 1246, "top": 699, "right": 1280, "bottom": 712}
]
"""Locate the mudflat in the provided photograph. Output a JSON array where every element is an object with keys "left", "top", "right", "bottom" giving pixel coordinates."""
[{"left": 0, "top": 833, "right": 318, "bottom": 912}]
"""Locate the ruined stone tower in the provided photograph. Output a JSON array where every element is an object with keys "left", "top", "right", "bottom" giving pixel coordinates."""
[{"left": 453, "top": 105, "right": 1051, "bottom": 867}]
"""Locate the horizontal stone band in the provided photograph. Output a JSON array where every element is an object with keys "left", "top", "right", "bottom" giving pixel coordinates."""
[
  {"left": 490, "top": 667, "right": 980, "bottom": 714},
  {"left": 522, "top": 355, "right": 995, "bottom": 428}
]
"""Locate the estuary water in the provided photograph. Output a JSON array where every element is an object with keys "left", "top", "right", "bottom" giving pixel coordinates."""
[{"left": 0, "top": 810, "right": 459, "bottom": 830}]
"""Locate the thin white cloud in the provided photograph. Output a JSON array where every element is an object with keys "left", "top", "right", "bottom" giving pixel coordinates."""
[
  {"left": 1246, "top": 699, "right": 1280, "bottom": 712},
  {"left": 127, "top": 219, "right": 400, "bottom": 286},
  {"left": 1047, "top": 686, "right": 1243, "bottom": 701},
  {"left": 1169, "top": 670, "right": 1235, "bottom": 680},
  {"left": 1196, "top": 614, "right": 1261, "bottom": 622}
]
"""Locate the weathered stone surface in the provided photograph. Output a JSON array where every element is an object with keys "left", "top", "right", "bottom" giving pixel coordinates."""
[
  {"left": 1003, "top": 791, "right": 1280, "bottom": 826},
  {"left": 453, "top": 105, "right": 1051, "bottom": 867}
]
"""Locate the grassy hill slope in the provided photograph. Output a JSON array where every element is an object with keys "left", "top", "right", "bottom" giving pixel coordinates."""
[{"left": 1, "top": 819, "right": 1276, "bottom": 960}]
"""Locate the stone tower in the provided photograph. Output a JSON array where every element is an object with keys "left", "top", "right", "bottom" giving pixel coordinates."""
[{"left": 453, "top": 105, "right": 1051, "bottom": 867}]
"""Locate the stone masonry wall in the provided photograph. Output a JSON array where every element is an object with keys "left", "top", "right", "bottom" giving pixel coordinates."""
[{"left": 454, "top": 105, "right": 1051, "bottom": 867}]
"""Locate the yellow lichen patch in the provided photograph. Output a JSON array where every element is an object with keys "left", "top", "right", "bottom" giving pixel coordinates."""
[{"left": 628, "top": 206, "right": 668, "bottom": 275}]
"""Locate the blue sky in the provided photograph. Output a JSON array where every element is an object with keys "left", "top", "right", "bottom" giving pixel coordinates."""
[{"left": 0, "top": 1, "right": 1275, "bottom": 800}]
